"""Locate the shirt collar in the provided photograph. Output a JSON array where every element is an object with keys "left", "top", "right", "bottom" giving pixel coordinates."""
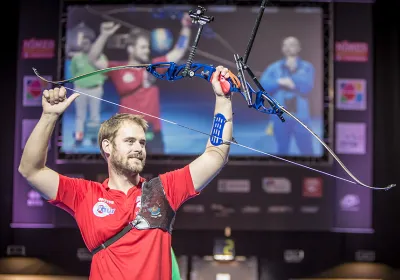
[{"left": 102, "top": 176, "right": 146, "bottom": 191}]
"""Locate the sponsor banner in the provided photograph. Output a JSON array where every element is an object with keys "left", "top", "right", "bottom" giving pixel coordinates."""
[
  {"left": 302, "top": 177, "right": 323, "bottom": 197},
  {"left": 335, "top": 187, "right": 372, "bottom": 230},
  {"left": 217, "top": 179, "right": 251, "bottom": 193},
  {"left": 300, "top": 206, "right": 320, "bottom": 214},
  {"left": 333, "top": 4, "right": 373, "bottom": 232},
  {"left": 12, "top": 176, "right": 54, "bottom": 227},
  {"left": 339, "top": 193, "right": 360, "bottom": 212},
  {"left": 336, "top": 78, "right": 367, "bottom": 110},
  {"left": 284, "top": 249, "right": 305, "bottom": 263},
  {"left": 21, "top": 38, "right": 55, "bottom": 59},
  {"left": 182, "top": 204, "right": 205, "bottom": 213},
  {"left": 335, "top": 122, "right": 366, "bottom": 155},
  {"left": 335, "top": 40, "right": 368, "bottom": 62},
  {"left": 355, "top": 250, "right": 375, "bottom": 262},
  {"left": 262, "top": 177, "right": 291, "bottom": 194},
  {"left": 23, "top": 75, "right": 52, "bottom": 106}
]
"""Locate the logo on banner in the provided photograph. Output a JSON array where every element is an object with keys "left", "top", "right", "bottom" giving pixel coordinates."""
[
  {"left": 241, "top": 206, "right": 261, "bottom": 214},
  {"left": 340, "top": 194, "right": 360, "bottom": 212},
  {"left": 26, "top": 190, "right": 43, "bottom": 207},
  {"left": 284, "top": 250, "right": 304, "bottom": 263},
  {"left": 300, "top": 206, "right": 319, "bottom": 214},
  {"left": 336, "top": 122, "right": 366, "bottom": 154},
  {"left": 211, "top": 204, "right": 235, "bottom": 217},
  {"left": 336, "top": 79, "right": 367, "bottom": 110},
  {"left": 335, "top": 41, "right": 368, "bottom": 62},
  {"left": 355, "top": 250, "right": 375, "bottom": 262},
  {"left": 217, "top": 179, "right": 250, "bottom": 193},
  {"left": 302, "top": 177, "right": 323, "bottom": 197},
  {"left": 23, "top": 75, "right": 52, "bottom": 107},
  {"left": 21, "top": 38, "right": 56, "bottom": 59},
  {"left": 262, "top": 177, "right": 291, "bottom": 194},
  {"left": 182, "top": 204, "right": 205, "bottom": 213},
  {"left": 267, "top": 205, "right": 293, "bottom": 213},
  {"left": 21, "top": 38, "right": 55, "bottom": 59}
]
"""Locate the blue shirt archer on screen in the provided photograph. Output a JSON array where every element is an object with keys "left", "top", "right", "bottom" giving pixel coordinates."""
[{"left": 259, "top": 37, "right": 315, "bottom": 155}]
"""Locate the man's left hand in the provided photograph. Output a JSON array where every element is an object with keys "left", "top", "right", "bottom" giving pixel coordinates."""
[
  {"left": 181, "top": 13, "right": 192, "bottom": 27},
  {"left": 211, "top": 66, "right": 232, "bottom": 97}
]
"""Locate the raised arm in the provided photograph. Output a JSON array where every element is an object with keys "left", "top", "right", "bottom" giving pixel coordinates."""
[
  {"left": 189, "top": 66, "right": 233, "bottom": 192},
  {"left": 18, "top": 87, "right": 79, "bottom": 200},
  {"left": 165, "top": 13, "right": 192, "bottom": 62},
  {"left": 87, "top": 22, "right": 120, "bottom": 68}
]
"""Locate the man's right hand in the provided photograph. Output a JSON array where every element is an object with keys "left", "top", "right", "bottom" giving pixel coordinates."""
[
  {"left": 100, "top": 21, "right": 120, "bottom": 37},
  {"left": 42, "top": 87, "right": 80, "bottom": 116}
]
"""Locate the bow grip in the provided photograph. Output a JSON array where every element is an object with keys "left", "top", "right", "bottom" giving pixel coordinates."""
[{"left": 210, "top": 72, "right": 232, "bottom": 95}]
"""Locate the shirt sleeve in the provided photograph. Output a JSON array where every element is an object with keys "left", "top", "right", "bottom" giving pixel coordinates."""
[
  {"left": 159, "top": 165, "right": 200, "bottom": 211},
  {"left": 47, "top": 174, "right": 89, "bottom": 216}
]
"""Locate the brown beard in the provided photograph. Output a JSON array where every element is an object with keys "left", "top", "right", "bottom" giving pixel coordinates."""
[{"left": 110, "top": 153, "right": 145, "bottom": 176}]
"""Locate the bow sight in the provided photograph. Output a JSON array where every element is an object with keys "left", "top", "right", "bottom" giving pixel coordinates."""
[{"left": 182, "top": 6, "right": 214, "bottom": 77}]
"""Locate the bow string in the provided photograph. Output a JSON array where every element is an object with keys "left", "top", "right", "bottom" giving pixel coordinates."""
[{"left": 33, "top": 2, "right": 395, "bottom": 191}]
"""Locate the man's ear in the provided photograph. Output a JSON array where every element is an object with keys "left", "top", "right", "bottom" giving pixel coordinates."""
[
  {"left": 102, "top": 139, "right": 112, "bottom": 157},
  {"left": 127, "top": 45, "right": 134, "bottom": 55}
]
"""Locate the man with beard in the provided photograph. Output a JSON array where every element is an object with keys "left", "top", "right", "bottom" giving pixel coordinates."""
[
  {"left": 18, "top": 65, "right": 235, "bottom": 280},
  {"left": 89, "top": 16, "right": 192, "bottom": 153}
]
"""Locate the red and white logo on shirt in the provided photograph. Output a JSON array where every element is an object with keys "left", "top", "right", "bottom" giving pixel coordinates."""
[
  {"left": 135, "top": 196, "right": 141, "bottom": 215},
  {"left": 93, "top": 199, "right": 116, "bottom": 218}
]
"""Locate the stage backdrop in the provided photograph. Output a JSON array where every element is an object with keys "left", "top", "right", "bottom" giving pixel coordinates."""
[{"left": 12, "top": 0, "right": 374, "bottom": 235}]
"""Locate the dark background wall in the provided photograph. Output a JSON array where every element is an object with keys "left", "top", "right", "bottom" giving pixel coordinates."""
[{"left": 1, "top": 0, "right": 400, "bottom": 278}]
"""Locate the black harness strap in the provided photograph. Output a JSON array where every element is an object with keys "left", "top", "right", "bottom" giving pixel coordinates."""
[
  {"left": 91, "top": 177, "right": 176, "bottom": 255},
  {"left": 91, "top": 221, "right": 137, "bottom": 255}
]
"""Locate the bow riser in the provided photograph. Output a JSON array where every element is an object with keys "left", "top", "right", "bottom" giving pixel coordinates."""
[{"left": 147, "top": 62, "right": 285, "bottom": 117}]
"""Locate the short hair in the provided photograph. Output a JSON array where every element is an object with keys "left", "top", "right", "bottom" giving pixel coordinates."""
[
  {"left": 98, "top": 113, "right": 149, "bottom": 160},
  {"left": 126, "top": 28, "right": 150, "bottom": 47}
]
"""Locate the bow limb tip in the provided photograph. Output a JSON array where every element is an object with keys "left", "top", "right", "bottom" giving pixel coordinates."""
[
  {"left": 32, "top": 67, "right": 49, "bottom": 82},
  {"left": 385, "top": 184, "right": 396, "bottom": 191}
]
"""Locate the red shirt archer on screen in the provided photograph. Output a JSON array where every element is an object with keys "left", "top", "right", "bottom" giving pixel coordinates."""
[{"left": 107, "top": 15, "right": 192, "bottom": 136}]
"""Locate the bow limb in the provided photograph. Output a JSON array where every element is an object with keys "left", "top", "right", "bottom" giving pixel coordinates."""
[
  {"left": 32, "top": 65, "right": 394, "bottom": 191},
  {"left": 278, "top": 105, "right": 395, "bottom": 191},
  {"left": 32, "top": 63, "right": 171, "bottom": 85}
]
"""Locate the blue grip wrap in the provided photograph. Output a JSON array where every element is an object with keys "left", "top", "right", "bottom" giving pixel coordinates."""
[{"left": 210, "top": 113, "right": 226, "bottom": 146}]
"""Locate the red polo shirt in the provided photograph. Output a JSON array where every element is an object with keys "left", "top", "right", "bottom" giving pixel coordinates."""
[{"left": 49, "top": 165, "right": 198, "bottom": 280}]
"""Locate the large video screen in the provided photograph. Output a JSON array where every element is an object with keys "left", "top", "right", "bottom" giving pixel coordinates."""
[{"left": 61, "top": 5, "right": 324, "bottom": 158}]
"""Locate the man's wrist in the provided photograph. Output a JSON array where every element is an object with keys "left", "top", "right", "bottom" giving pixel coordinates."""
[
  {"left": 215, "top": 95, "right": 233, "bottom": 106},
  {"left": 41, "top": 112, "right": 60, "bottom": 123}
]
